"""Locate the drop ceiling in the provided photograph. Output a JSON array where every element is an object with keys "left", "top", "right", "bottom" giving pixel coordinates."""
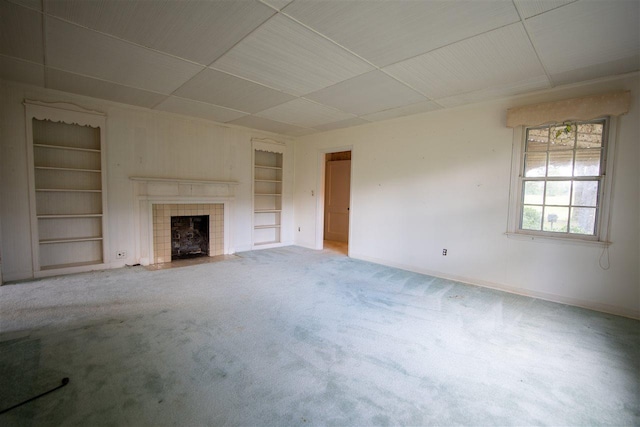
[{"left": 1, "top": 0, "right": 638, "bottom": 136}]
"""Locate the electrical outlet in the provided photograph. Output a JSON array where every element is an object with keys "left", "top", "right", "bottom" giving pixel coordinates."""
[
  {"left": 116, "top": 251, "right": 127, "bottom": 259},
  {"left": 442, "top": 249, "right": 447, "bottom": 256}
]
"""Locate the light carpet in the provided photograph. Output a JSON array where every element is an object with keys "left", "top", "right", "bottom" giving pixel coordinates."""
[{"left": 0, "top": 246, "right": 638, "bottom": 426}]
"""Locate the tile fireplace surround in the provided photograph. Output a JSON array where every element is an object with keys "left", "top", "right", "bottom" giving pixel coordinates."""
[
  {"left": 153, "top": 203, "right": 223, "bottom": 264},
  {"left": 131, "top": 177, "right": 236, "bottom": 266}
]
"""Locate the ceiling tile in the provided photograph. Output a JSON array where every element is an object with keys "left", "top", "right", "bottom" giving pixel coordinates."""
[
  {"left": 0, "top": 1, "right": 43, "bottom": 63},
  {"left": 513, "top": 0, "right": 574, "bottom": 19},
  {"left": 306, "top": 70, "right": 427, "bottom": 116},
  {"left": 0, "top": 55, "right": 44, "bottom": 86},
  {"left": 46, "top": 18, "right": 203, "bottom": 94},
  {"left": 550, "top": 55, "right": 640, "bottom": 86},
  {"left": 154, "top": 97, "right": 247, "bottom": 123},
  {"left": 212, "top": 14, "right": 374, "bottom": 96},
  {"left": 44, "top": 0, "right": 275, "bottom": 65},
  {"left": 11, "top": 0, "right": 42, "bottom": 11},
  {"left": 260, "top": 0, "right": 292, "bottom": 11},
  {"left": 46, "top": 68, "right": 167, "bottom": 108},
  {"left": 361, "top": 101, "right": 442, "bottom": 122},
  {"left": 526, "top": 0, "right": 640, "bottom": 76},
  {"left": 285, "top": 127, "right": 317, "bottom": 137},
  {"left": 313, "top": 117, "right": 370, "bottom": 132},
  {"left": 435, "top": 75, "right": 551, "bottom": 108},
  {"left": 283, "top": 0, "right": 519, "bottom": 67},
  {"left": 256, "top": 98, "right": 355, "bottom": 128},
  {"left": 229, "top": 115, "right": 311, "bottom": 136},
  {"left": 174, "top": 68, "right": 294, "bottom": 114},
  {"left": 384, "top": 23, "right": 547, "bottom": 100}
]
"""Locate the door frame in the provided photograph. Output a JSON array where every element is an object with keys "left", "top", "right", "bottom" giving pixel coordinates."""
[{"left": 315, "top": 145, "right": 354, "bottom": 252}]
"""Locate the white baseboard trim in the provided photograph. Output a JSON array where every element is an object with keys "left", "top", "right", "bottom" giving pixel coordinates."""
[
  {"left": 33, "top": 262, "right": 114, "bottom": 279},
  {"left": 247, "top": 241, "right": 295, "bottom": 251},
  {"left": 293, "top": 240, "right": 317, "bottom": 250},
  {"left": 350, "top": 252, "right": 640, "bottom": 320},
  {"left": 2, "top": 269, "right": 35, "bottom": 283}
]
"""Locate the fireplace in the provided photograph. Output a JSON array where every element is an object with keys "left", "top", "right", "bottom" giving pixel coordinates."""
[
  {"left": 152, "top": 203, "right": 223, "bottom": 264},
  {"left": 171, "top": 215, "right": 209, "bottom": 259},
  {"left": 131, "top": 176, "right": 237, "bottom": 265}
]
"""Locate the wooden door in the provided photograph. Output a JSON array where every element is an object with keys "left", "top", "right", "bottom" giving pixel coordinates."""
[{"left": 324, "top": 159, "right": 351, "bottom": 242}]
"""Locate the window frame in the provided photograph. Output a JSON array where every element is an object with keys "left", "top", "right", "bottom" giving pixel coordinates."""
[{"left": 507, "top": 117, "right": 617, "bottom": 246}]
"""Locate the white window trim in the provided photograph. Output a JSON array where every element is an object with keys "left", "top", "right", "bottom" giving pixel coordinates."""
[{"left": 506, "top": 117, "right": 618, "bottom": 247}]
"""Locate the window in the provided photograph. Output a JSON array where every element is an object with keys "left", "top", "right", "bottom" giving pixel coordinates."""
[{"left": 512, "top": 118, "right": 612, "bottom": 242}]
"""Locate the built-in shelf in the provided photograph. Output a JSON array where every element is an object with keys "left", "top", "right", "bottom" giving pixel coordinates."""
[
  {"left": 26, "top": 100, "right": 108, "bottom": 274},
  {"left": 253, "top": 146, "right": 283, "bottom": 248},
  {"left": 40, "top": 237, "right": 103, "bottom": 244},
  {"left": 33, "top": 143, "right": 101, "bottom": 153}
]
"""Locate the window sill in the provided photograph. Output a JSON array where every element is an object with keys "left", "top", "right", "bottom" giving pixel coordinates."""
[{"left": 504, "top": 232, "right": 611, "bottom": 247}]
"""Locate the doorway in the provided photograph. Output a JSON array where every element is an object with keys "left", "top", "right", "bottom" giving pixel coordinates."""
[{"left": 323, "top": 151, "right": 351, "bottom": 255}]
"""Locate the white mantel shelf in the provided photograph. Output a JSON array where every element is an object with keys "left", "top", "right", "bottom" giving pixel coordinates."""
[
  {"left": 130, "top": 176, "right": 237, "bottom": 200},
  {"left": 129, "top": 177, "right": 239, "bottom": 185}
]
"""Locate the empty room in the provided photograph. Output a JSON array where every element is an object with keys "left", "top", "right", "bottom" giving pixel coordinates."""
[{"left": 1, "top": 0, "right": 639, "bottom": 425}]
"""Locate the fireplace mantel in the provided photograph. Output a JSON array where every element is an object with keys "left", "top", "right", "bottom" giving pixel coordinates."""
[
  {"left": 130, "top": 176, "right": 238, "bottom": 199},
  {"left": 130, "top": 176, "right": 239, "bottom": 185},
  {"left": 130, "top": 177, "right": 236, "bottom": 265}
]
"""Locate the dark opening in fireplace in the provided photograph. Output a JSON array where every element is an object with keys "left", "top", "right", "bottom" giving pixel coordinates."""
[{"left": 171, "top": 215, "right": 209, "bottom": 260}]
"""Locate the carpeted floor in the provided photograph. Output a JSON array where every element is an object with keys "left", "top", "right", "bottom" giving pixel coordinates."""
[{"left": 0, "top": 246, "right": 638, "bottom": 426}]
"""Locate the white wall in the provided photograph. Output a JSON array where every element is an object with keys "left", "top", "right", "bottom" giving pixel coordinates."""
[
  {"left": 0, "top": 80, "right": 295, "bottom": 281},
  {"left": 2, "top": 75, "right": 637, "bottom": 317},
  {"left": 293, "top": 74, "right": 640, "bottom": 318}
]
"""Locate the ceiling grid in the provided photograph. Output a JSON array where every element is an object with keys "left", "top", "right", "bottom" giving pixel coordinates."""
[{"left": 1, "top": 0, "right": 637, "bottom": 136}]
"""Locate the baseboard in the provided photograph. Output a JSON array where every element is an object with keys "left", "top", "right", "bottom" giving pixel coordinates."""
[
  {"left": 350, "top": 252, "right": 640, "bottom": 320},
  {"left": 294, "top": 240, "right": 318, "bottom": 250},
  {"left": 34, "top": 262, "right": 113, "bottom": 279},
  {"left": 248, "top": 241, "right": 295, "bottom": 251},
  {"left": 2, "top": 269, "right": 35, "bottom": 283}
]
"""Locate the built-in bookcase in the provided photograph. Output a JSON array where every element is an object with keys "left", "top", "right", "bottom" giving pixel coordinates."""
[
  {"left": 253, "top": 140, "right": 285, "bottom": 248},
  {"left": 25, "top": 100, "right": 108, "bottom": 275}
]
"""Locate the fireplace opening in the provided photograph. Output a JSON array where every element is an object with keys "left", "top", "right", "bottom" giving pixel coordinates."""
[{"left": 171, "top": 215, "right": 209, "bottom": 260}]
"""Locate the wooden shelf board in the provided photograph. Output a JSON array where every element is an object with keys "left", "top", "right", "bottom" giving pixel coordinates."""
[
  {"left": 254, "top": 240, "right": 281, "bottom": 246},
  {"left": 254, "top": 193, "right": 282, "bottom": 196},
  {"left": 38, "top": 214, "right": 103, "bottom": 219},
  {"left": 40, "top": 237, "right": 103, "bottom": 244},
  {"left": 254, "top": 224, "right": 282, "bottom": 229},
  {"left": 255, "top": 179, "right": 282, "bottom": 183},
  {"left": 40, "top": 260, "right": 103, "bottom": 271},
  {"left": 254, "top": 165, "right": 282, "bottom": 170},
  {"left": 36, "top": 188, "right": 102, "bottom": 193},
  {"left": 35, "top": 166, "right": 101, "bottom": 173},
  {"left": 34, "top": 143, "right": 100, "bottom": 153},
  {"left": 255, "top": 209, "right": 282, "bottom": 213}
]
